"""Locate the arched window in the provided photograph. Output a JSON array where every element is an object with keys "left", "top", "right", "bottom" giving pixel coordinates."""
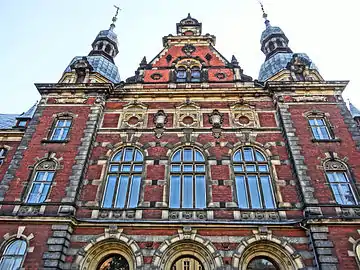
[
  {"left": 0, "top": 148, "right": 7, "bottom": 166},
  {"left": 190, "top": 67, "right": 201, "bottom": 82},
  {"left": 172, "top": 256, "right": 204, "bottom": 270},
  {"left": 26, "top": 160, "right": 56, "bottom": 204},
  {"left": 50, "top": 116, "right": 72, "bottom": 141},
  {"left": 276, "top": 39, "right": 283, "bottom": 47},
  {"left": 170, "top": 148, "right": 206, "bottom": 209},
  {"left": 324, "top": 160, "right": 357, "bottom": 205},
  {"left": 233, "top": 147, "right": 275, "bottom": 209},
  {"left": 97, "top": 42, "right": 103, "bottom": 50},
  {"left": 102, "top": 147, "right": 143, "bottom": 208},
  {"left": 105, "top": 44, "right": 111, "bottom": 54},
  {"left": 247, "top": 257, "right": 278, "bottom": 270},
  {"left": 0, "top": 239, "right": 27, "bottom": 269},
  {"left": 97, "top": 254, "right": 129, "bottom": 270},
  {"left": 269, "top": 41, "right": 275, "bottom": 51},
  {"left": 176, "top": 67, "right": 187, "bottom": 83}
]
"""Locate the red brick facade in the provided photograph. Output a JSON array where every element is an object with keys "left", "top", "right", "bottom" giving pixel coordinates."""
[{"left": 0, "top": 13, "right": 359, "bottom": 270}]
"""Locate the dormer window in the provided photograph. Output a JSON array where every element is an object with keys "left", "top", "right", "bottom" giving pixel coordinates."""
[
  {"left": 191, "top": 67, "right": 201, "bottom": 82},
  {"left": 176, "top": 67, "right": 187, "bottom": 83},
  {"left": 176, "top": 66, "right": 202, "bottom": 83}
]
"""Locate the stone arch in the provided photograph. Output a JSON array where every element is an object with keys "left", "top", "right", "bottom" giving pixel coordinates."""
[
  {"left": 152, "top": 227, "right": 223, "bottom": 269},
  {"left": 232, "top": 232, "right": 304, "bottom": 270},
  {"left": 105, "top": 141, "right": 148, "bottom": 160},
  {"left": 165, "top": 141, "right": 211, "bottom": 158},
  {"left": 73, "top": 229, "right": 143, "bottom": 270}
]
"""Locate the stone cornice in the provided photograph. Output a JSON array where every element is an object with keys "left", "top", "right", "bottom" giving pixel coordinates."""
[
  {"left": 35, "top": 83, "right": 113, "bottom": 95},
  {"left": 265, "top": 80, "right": 349, "bottom": 92}
]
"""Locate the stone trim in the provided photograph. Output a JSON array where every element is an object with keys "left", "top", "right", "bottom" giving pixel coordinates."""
[
  {"left": 338, "top": 102, "right": 360, "bottom": 151},
  {"left": 277, "top": 104, "right": 319, "bottom": 211},
  {"left": 152, "top": 226, "right": 223, "bottom": 269},
  {"left": 309, "top": 226, "right": 338, "bottom": 270},
  {"left": 0, "top": 105, "right": 44, "bottom": 201},
  {"left": 232, "top": 227, "right": 305, "bottom": 269},
  {"left": 43, "top": 224, "right": 73, "bottom": 269},
  {"left": 61, "top": 97, "right": 105, "bottom": 209}
]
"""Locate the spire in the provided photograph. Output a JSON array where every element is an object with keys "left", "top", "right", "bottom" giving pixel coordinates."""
[
  {"left": 231, "top": 55, "right": 239, "bottom": 67},
  {"left": 259, "top": 1, "right": 270, "bottom": 27},
  {"left": 110, "top": 5, "right": 121, "bottom": 31},
  {"left": 176, "top": 13, "right": 202, "bottom": 36}
]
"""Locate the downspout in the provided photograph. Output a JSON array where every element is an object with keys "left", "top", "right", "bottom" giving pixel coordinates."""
[{"left": 300, "top": 221, "right": 320, "bottom": 270}]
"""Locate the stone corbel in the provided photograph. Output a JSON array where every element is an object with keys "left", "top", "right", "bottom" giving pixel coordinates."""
[{"left": 209, "top": 109, "right": 223, "bottom": 138}]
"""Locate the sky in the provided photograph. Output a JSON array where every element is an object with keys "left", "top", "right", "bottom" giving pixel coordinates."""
[{"left": 0, "top": 0, "right": 359, "bottom": 114}]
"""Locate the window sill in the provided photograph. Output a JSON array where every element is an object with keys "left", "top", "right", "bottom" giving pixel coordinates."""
[
  {"left": 41, "top": 139, "right": 69, "bottom": 144},
  {"left": 311, "top": 138, "right": 341, "bottom": 143}
]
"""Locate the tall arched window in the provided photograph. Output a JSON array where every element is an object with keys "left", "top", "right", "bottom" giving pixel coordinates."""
[
  {"left": 102, "top": 147, "right": 143, "bottom": 208},
  {"left": 26, "top": 160, "right": 56, "bottom": 204},
  {"left": 170, "top": 148, "right": 206, "bottom": 209},
  {"left": 324, "top": 160, "right": 357, "bottom": 205},
  {"left": 233, "top": 147, "right": 275, "bottom": 209},
  {"left": 172, "top": 257, "right": 204, "bottom": 270},
  {"left": 0, "top": 239, "right": 27, "bottom": 269}
]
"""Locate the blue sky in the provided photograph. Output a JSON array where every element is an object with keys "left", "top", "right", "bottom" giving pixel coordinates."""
[{"left": 0, "top": 0, "right": 359, "bottom": 113}]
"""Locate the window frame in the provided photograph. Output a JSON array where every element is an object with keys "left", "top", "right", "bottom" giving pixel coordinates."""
[
  {"left": 308, "top": 117, "right": 333, "bottom": 140},
  {"left": 0, "top": 148, "right": 8, "bottom": 166},
  {"left": 26, "top": 170, "right": 55, "bottom": 204},
  {"left": 324, "top": 160, "right": 358, "bottom": 205},
  {"left": 102, "top": 147, "right": 144, "bottom": 209},
  {"left": 232, "top": 146, "right": 276, "bottom": 210},
  {"left": 49, "top": 117, "right": 73, "bottom": 142},
  {"left": 0, "top": 239, "right": 27, "bottom": 270},
  {"left": 175, "top": 66, "right": 202, "bottom": 83},
  {"left": 169, "top": 147, "right": 207, "bottom": 209}
]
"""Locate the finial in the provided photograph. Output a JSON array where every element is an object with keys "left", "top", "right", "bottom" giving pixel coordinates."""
[
  {"left": 258, "top": 1, "right": 270, "bottom": 27},
  {"left": 110, "top": 5, "right": 121, "bottom": 30},
  {"left": 187, "top": 13, "right": 191, "bottom": 18}
]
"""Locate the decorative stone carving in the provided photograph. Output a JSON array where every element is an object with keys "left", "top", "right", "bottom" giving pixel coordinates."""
[
  {"left": 18, "top": 206, "right": 41, "bottom": 216},
  {"left": 293, "top": 96, "right": 327, "bottom": 102},
  {"left": 55, "top": 97, "right": 88, "bottom": 104},
  {"left": 36, "top": 160, "right": 57, "bottom": 170},
  {"left": 286, "top": 53, "right": 313, "bottom": 81},
  {"left": 121, "top": 101, "right": 148, "bottom": 128},
  {"left": 175, "top": 101, "right": 201, "bottom": 128},
  {"left": 150, "top": 73, "right": 163, "bottom": 80},
  {"left": 182, "top": 44, "right": 196, "bottom": 55},
  {"left": 153, "top": 110, "right": 167, "bottom": 128},
  {"left": 230, "top": 102, "right": 259, "bottom": 127},
  {"left": 324, "top": 160, "right": 347, "bottom": 171}
]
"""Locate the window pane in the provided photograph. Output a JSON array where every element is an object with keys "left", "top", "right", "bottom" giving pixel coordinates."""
[
  {"left": 0, "top": 258, "right": 13, "bottom": 270},
  {"left": 171, "top": 165, "right": 181, "bottom": 172},
  {"left": 133, "top": 165, "right": 143, "bottom": 172},
  {"left": 124, "top": 148, "right": 133, "bottom": 161},
  {"left": 195, "top": 150, "right": 204, "bottom": 162},
  {"left": 327, "top": 172, "right": 336, "bottom": 182},
  {"left": 134, "top": 150, "right": 143, "bottom": 162},
  {"left": 172, "top": 150, "right": 181, "bottom": 162},
  {"left": 64, "top": 120, "right": 72, "bottom": 127},
  {"left": 170, "top": 176, "right": 181, "bottom": 208},
  {"left": 183, "top": 176, "right": 193, "bottom": 208},
  {"left": 245, "top": 165, "right": 256, "bottom": 172},
  {"left": 330, "top": 184, "right": 343, "bottom": 204},
  {"left": 115, "top": 175, "right": 129, "bottom": 208},
  {"left": 128, "top": 176, "right": 141, "bottom": 208},
  {"left": 112, "top": 151, "right": 122, "bottom": 162},
  {"left": 27, "top": 183, "right": 42, "bottom": 203},
  {"left": 248, "top": 176, "right": 261, "bottom": 208},
  {"left": 258, "top": 165, "right": 269, "bottom": 172},
  {"left": 195, "top": 176, "right": 206, "bottom": 208},
  {"left": 319, "top": 127, "right": 330, "bottom": 139},
  {"left": 45, "top": 172, "right": 54, "bottom": 182},
  {"left": 234, "top": 165, "right": 243, "bottom": 172},
  {"left": 12, "top": 258, "right": 22, "bottom": 270},
  {"left": 121, "top": 165, "right": 131, "bottom": 172},
  {"left": 243, "top": 148, "right": 254, "bottom": 161},
  {"left": 109, "top": 165, "right": 119, "bottom": 172},
  {"left": 39, "top": 184, "right": 51, "bottom": 203},
  {"left": 60, "top": 128, "right": 69, "bottom": 140},
  {"left": 52, "top": 128, "right": 62, "bottom": 140},
  {"left": 308, "top": 119, "right": 316, "bottom": 126},
  {"left": 183, "top": 149, "right": 193, "bottom": 161},
  {"left": 183, "top": 165, "right": 193, "bottom": 172},
  {"left": 260, "top": 176, "right": 275, "bottom": 208},
  {"left": 233, "top": 151, "right": 242, "bottom": 162},
  {"left": 35, "top": 172, "right": 45, "bottom": 181},
  {"left": 195, "top": 165, "right": 205, "bottom": 172},
  {"left": 311, "top": 127, "right": 320, "bottom": 139},
  {"left": 334, "top": 172, "right": 348, "bottom": 182},
  {"left": 340, "top": 184, "right": 356, "bottom": 205},
  {"left": 236, "top": 176, "right": 248, "bottom": 208},
  {"left": 103, "top": 176, "right": 117, "bottom": 208},
  {"left": 255, "top": 150, "right": 266, "bottom": 161}
]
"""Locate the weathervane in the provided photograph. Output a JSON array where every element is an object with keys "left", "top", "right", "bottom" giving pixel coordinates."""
[
  {"left": 258, "top": 0, "right": 270, "bottom": 26},
  {"left": 110, "top": 5, "right": 121, "bottom": 30}
]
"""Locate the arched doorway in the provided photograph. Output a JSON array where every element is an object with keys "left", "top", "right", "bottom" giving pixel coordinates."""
[
  {"left": 171, "top": 256, "right": 204, "bottom": 270},
  {"left": 97, "top": 254, "right": 130, "bottom": 270},
  {"left": 247, "top": 257, "right": 279, "bottom": 270}
]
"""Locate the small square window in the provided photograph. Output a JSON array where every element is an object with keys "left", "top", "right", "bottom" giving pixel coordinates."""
[
  {"left": 50, "top": 119, "right": 72, "bottom": 141},
  {"left": 308, "top": 117, "right": 332, "bottom": 140},
  {"left": 17, "top": 120, "right": 28, "bottom": 127}
]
